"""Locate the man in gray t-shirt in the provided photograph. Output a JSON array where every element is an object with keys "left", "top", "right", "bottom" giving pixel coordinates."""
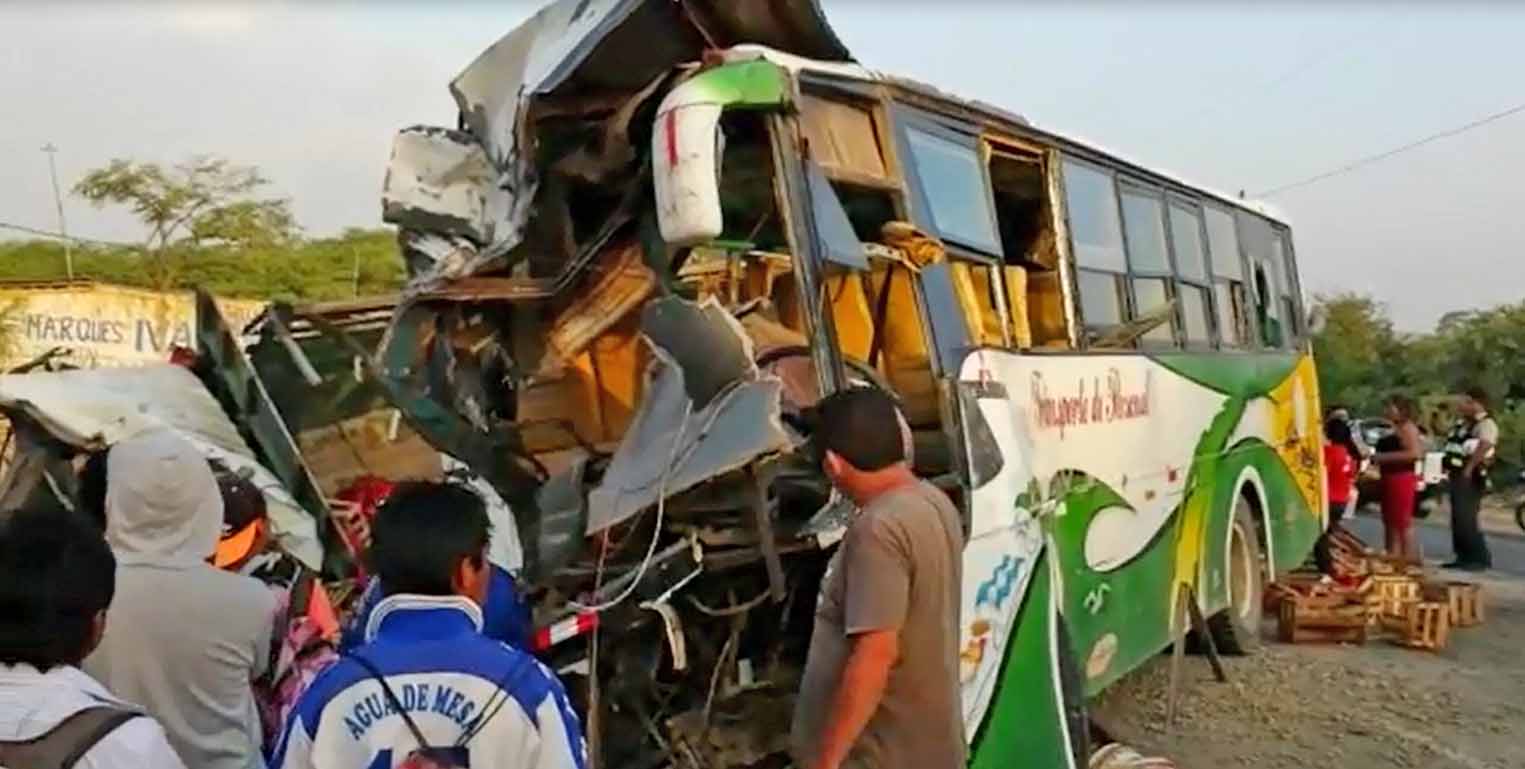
[{"left": 792, "top": 388, "right": 965, "bottom": 769}]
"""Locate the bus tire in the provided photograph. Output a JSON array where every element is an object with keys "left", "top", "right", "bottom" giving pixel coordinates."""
[
  {"left": 1208, "top": 499, "right": 1264, "bottom": 656},
  {"left": 1056, "top": 619, "right": 1091, "bottom": 767}
]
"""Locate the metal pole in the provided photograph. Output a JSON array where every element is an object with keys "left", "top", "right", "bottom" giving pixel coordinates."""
[
  {"left": 41, "top": 143, "right": 73, "bottom": 280},
  {"left": 351, "top": 246, "right": 361, "bottom": 297}
]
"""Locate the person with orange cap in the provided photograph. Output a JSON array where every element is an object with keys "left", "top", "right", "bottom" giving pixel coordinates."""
[{"left": 210, "top": 461, "right": 340, "bottom": 755}]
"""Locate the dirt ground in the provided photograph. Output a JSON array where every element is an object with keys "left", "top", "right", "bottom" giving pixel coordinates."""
[{"left": 1092, "top": 572, "right": 1525, "bottom": 769}]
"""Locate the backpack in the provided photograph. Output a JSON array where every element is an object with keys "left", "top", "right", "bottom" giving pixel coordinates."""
[
  {"left": 0, "top": 705, "right": 141, "bottom": 769},
  {"left": 253, "top": 567, "right": 340, "bottom": 753},
  {"left": 348, "top": 654, "right": 526, "bottom": 769}
]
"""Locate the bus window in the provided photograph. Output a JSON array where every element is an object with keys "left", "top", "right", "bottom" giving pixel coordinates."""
[
  {"left": 1062, "top": 159, "right": 1127, "bottom": 342},
  {"left": 1120, "top": 186, "right": 1176, "bottom": 346},
  {"left": 901, "top": 124, "right": 1003, "bottom": 257},
  {"left": 1062, "top": 160, "right": 1126, "bottom": 272},
  {"left": 987, "top": 145, "right": 1066, "bottom": 348},
  {"left": 1204, "top": 206, "right": 1248, "bottom": 348},
  {"left": 1075, "top": 269, "right": 1125, "bottom": 328},
  {"left": 716, "top": 113, "right": 788, "bottom": 251},
  {"left": 1272, "top": 232, "right": 1301, "bottom": 339},
  {"left": 1168, "top": 202, "right": 1213, "bottom": 347},
  {"left": 798, "top": 92, "right": 889, "bottom": 183},
  {"left": 1237, "top": 212, "right": 1285, "bottom": 348}
]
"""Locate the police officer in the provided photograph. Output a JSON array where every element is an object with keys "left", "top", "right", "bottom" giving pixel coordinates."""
[{"left": 1443, "top": 386, "right": 1499, "bottom": 571}]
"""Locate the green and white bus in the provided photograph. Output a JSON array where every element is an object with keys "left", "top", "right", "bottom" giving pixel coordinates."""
[
  {"left": 653, "top": 49, "right": 1322, "bottom": 769},
  {"left": 376, "top": 3, "right": 1325, "bottom": 767}
]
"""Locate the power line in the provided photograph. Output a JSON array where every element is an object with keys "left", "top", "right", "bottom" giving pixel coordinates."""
[
  {"left": 1170, "top": 30, "right": 1367, "bottom": 133},
  {"left": 1256, "top": 100, "right": 1525, "bottom": 197},
  {"left": 0, "top": 221, "right": 133, "bottom": 248}
]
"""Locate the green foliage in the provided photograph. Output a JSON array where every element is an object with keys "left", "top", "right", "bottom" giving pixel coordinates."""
[
  {"left": 1313, "top": 293, "right": 1525, "bottom": 475},
  {"left": 72, "top": 156, "right": 300, "bottom": 289},
  {"left": 0, "top": 229, "right": 403, "bottom": 302}
]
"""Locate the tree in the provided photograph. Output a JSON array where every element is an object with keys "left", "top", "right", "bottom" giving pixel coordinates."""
[
  {"left": 73, "top": 156, "right": 298, "bottom": 289},
  {"left": 1311, "top": 293, "right": 1399, "bottom": 413}
]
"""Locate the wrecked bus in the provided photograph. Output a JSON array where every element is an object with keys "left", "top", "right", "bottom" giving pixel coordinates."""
[
  {"left": 0, "top": 2, "right": 1322, "bottom": 768},
  {"left": 364, "top": 1, "right": 1325, "bottom": 767}
]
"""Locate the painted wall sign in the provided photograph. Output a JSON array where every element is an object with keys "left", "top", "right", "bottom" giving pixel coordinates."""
[{"left": 0, "top": 283, "right": 264, "bottom": 370}]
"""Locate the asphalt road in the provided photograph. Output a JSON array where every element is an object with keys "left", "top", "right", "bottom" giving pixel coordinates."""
[{"left": 1346, "top": 511, "right": 1525, "bottom": 577}]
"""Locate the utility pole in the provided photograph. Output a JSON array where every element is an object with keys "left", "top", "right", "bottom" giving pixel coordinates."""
[
  {"left": 41, "top": 143, "right": 73, "bottom": 280},
  {"left": 351, "top": 245, "right": 361, "bottom": 297}
]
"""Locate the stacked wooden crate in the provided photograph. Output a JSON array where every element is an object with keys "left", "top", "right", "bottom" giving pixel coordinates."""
[{"left": 1269, "top": 529, "right": 1485, "bottom": 653}]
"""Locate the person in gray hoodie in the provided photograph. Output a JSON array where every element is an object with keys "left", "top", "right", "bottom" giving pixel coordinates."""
[{"left": 84, "top": 430, "right": 276, "bottom": 769}]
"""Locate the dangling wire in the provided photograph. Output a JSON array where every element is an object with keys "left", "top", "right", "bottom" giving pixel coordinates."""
[{"left": 571, "top": 397, "right": 695, "bottom": 613}]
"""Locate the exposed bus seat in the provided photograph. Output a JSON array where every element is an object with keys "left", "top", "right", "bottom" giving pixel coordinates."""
[
  {"left": 825, "top": 271, "right": 875, "bottom": 362},
  {"left": 1027, "top": 269, "right": 1070, "bottom": 348},
  {"left": 864, "top": 262, "right": 940, "bottom": 427},
  {"left": 951, "top": 262, "right": 1006, "bottom": 348},
  {"left": 1001, "top": 265, "right": 1035, "bottom": 349}
]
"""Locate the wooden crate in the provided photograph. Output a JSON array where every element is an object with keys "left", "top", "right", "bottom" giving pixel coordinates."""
[
  {"left": 1368, "top": 554, "right": 1425, "bottom": 578},
  {"left": 1329, "top": 529, "right": 1371, "bottom": 556},
  {"left": 1387, "top": 601, "right": 1451, "bottom": 651},
  {"left": 1424, "top": 581, "right": 1484, "bottom": 628},
  {"left": 1331, "top": 550, "right": 1368, "bottom": 579},
  {"left": 1278, "top": 595, "right": 1369, "bottom": 644},
  {"left": 1263, "top": 583, "right": 1301, "bottom": 613},
  {"left": 1370, "top": 575, "right": 1422, "bottom": 619}
]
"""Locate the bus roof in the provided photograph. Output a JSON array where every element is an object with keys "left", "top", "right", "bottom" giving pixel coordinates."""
[{"left": 725, "top": 45, "right": 1291, "bottom": 228}]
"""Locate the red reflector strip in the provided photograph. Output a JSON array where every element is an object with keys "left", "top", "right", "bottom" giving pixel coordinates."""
[
  {"left": 664, "top": 109, "right": 679, "bottom": 167},
  {"left": 532, "top": 612, "right": 600, "bottom": 652}
]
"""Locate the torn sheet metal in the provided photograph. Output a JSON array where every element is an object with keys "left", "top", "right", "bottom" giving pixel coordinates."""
[
  {"left": 0, "top": 416, "right": 76, "bottom": 517},
  {"left": 640, "top": 296, "right": 754, "bottom": 410},
  {"left": 383, "top": 126, "right": 499, "bottom": 245},
  {"left": 195, "top": 290, "right": 341, "bottom": 574},
  {"left": 396, "top": 230, "right": 492, "bottom": 290},
  {"left": 527, "top": 455, "right": 591, "bottom": 578},
  {"left": 0, "top": 365, "right": 321, "bottom": 568},
  {"left": 587, "top": 297, "right": 792, "bottom": 534},
  {"left": 391, "top": 0, "right": 849, "bottom": 287}
]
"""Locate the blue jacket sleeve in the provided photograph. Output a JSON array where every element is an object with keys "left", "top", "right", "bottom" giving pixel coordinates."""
[{"left": 482, "top": 566, "right": 533, "bottom": 650}]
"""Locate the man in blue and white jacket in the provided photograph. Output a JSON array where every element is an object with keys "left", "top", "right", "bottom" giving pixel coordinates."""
[{"left": 269, "top": 482, "right": 584, "bottom": 769}]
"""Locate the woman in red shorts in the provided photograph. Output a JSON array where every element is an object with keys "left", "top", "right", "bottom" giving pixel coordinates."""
[{"left": 1373, "top": 395, "right": 1425, "bottom": 564}]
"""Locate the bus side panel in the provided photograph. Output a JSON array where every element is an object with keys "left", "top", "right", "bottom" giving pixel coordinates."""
[
  {"left": 954, "top": 350, "right": 1323, "bottom": 735},
  {"left": 1050, "top": 472, "right": 1181, "bottom": 697},
  {"left": 1193, "top": 353, "right": 1324, "bottom": 613},
  {"left": 968, "top": 552, "right": 1074, "bottom": 769},
  {"left": 1263, "top": 354, "right": 1325, "bottom": 573}
]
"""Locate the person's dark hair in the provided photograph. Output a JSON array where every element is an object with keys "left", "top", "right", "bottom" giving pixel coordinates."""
[
  {"left": 1464, "top": 385, "right": 1490, "bottom": 409},
  {"left": 1386, "top": 394, "right": 1415, "bottom": 421},
  {"left": 212, "top": 461, "right": 267, "bottom": 531},
  {"left": 369, "top": 481, "right": 490, "bottom": 596},
  {"left": 813, "top": 386, "right": 906, "bottom": 472},
  {"left": 0, "top": 509, "right": 116, "bottom": 669},
  {"left": 1325, "top": 417, "right": 1359, "bottom": 461}
]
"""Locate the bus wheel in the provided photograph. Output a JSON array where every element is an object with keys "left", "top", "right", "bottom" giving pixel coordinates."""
[{"left": 1208, "top": 499, "right": 1263, "bottom": 655}]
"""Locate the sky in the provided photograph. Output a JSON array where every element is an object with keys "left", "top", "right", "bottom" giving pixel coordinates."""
[{"left": 2, "top": 1, "right": 1523, "bottom": 331}]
